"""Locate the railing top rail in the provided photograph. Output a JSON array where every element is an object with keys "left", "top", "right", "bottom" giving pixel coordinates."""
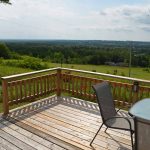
[
  {"left": 1, "top": 67, "right": 60, "bottom": 81},
  {"left": 61, "top": 67, "right": 150, "bottom": 84},
  {"left": 1, "top": 67, "right": 150, "bottom": 84}
]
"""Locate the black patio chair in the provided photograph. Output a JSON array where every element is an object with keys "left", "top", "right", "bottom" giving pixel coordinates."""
[{"left": 90, "top": 81, "right": 134, "bottom": 149}]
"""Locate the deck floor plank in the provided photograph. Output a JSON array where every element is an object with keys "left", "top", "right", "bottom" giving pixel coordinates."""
[
  {"left": 43, "top": 105, "right": 131, "bottom": 139},
  {"left": 13, "top": 116, "right": 102, "bottom": 150},
  {"left": 0, "top": 119, "right": 57, "bottom": 150},
  {"left": 38, "top": 111, "right": 131, "bottom": 146},
  {"left": 36, "top": 111, "right": 129, "bottom": 149},
  {"left": 0, "top": 129, "right": 36, "bottom": 150},
  {"left": 0, "top": 136, "right": 21, "bottom": 150},
  {"left": 0, "top": 122, "right": 52, "bottom": 150},
  {"left": 1, "top": 96, "right": 132, "bottom": 150}
]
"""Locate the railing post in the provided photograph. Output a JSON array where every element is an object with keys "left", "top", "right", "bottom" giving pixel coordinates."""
[
  {"left": 57, "top": 68, "right": 62, "bottom": 96},
  {"left": 2, "top": 79, "right": 9, "bottom": 115}
]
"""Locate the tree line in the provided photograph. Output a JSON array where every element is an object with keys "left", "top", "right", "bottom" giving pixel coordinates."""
[{"left": 1, "top": 40, "right": 150, "bottom": 68}]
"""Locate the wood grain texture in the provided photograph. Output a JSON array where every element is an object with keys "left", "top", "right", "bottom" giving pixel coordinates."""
[{"left": 4, "top": 96, "right": 132, "bottom": 150}]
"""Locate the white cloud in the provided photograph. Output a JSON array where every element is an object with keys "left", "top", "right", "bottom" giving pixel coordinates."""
[{"left": 0, "top": 1, "right": 150, "bottom": 41}]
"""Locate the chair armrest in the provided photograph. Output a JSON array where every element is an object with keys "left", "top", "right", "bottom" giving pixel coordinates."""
[
  {"left": 116, "top": 107, "right": 124, "bottom": 112},
  {"left": 104, "top": 116, "right": 134, "bottom": 132}
]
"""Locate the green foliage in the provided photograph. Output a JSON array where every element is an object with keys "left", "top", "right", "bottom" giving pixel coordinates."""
[
  {"left": 106, "top": 71, "right": 110, "bottom": 74},
  {"left": 143, "top": 68, "right": 150, "bottom": 73},
  {"left": 11, "top": 51, "right": 22, "bottom": 59},
  {"left": 6, "top": 40, "right": 150, "bottom": 68},
  {"left": 20, "top": 56, "right": 47, "bottom": 70},
  {"left": 0, "top": 0, "right": 11, "bottom": 4},
  {"left": 4, "top": 56, "right": 49, "bottom": 70},
  {"left": 0, "top": 57, "right": 4, "bottom": 64},
  {"left": 0, "top": 43, "right": 11, "bottom": 59},
  {"left": 120, "top": 72, "right": 125, "bottom": 76}
]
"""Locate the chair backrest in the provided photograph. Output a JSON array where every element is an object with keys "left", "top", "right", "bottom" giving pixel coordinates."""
[{"left": 92, "top": 81, "right": 117, "bottom": 123}]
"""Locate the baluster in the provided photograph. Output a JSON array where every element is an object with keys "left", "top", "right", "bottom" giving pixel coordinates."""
[
  {"left": 147, "top": 87, "right": 150, "bottom": 97},
  {"left": 84, "top": 78, "right": 87, "bottom": 98},
  {"left": 36, "top": 77, "right": 39, "bottom": 97},
  {"left": 57, "top": 69, "right": 61, "bottom": 96},
  {"left": 117, "top": 83, "right": 121, "bottom": 107},
  {"left": 19, "top": 80, "right": 23, "bottom": 101},
  {"left": 2, "top": 79, "right": 9, "bottom": 115},
  {"left": 88, "top": 79, "right": 92, "bottom": 100},
  {"left": 68, "top": 75, "right": 71, "bottom": 94},
  {"left": 33, "top": 78, "right": 36, "bottom": 98},
  {"left": 46, "top": 75, "right": 49, "bottom": 93},
  {"left": 28, "top": 79, "right": 32, "bottom": 98},
  {"left": 123, "top": 84, "right": 127, "bottom": 106},
  {"left": 61, "top": 74, "right": 65, "bottom": 92},
  {"left": 9, "top": 82, "right": 14, "bottom": 103},
  {"left": 127, "top": 84, "right": 133, "bottom": 105},
  {"left": 15, "top": 81, "right": 19, "bottom": 103},
  {"left": 139, "top": 86, "right": 144, "bottom": 99},
  {"left": 80, "top": 77, "right": 83, "bottom": 97},
  {"left": 23, "top": 80, "right": 27, "bottom": 99},
  {"left": 75, "top": 76, "right": 79, "bottom": 96},
  {"left": 54, "top": 74, "right": 57, "bottom": 91},
  {"left": 40, "top": 77, "right": 43, "bottom": 95},
  {"left": 72, "top": 76, "right": 74, "bottom": 96},
  {"left": 49, "top": 75, "right": 52, "bottom": 92}
]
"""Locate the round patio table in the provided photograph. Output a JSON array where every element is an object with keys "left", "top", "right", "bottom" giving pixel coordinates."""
[{"left": 129, "top": 98, "right": 150, "bottom": 150}]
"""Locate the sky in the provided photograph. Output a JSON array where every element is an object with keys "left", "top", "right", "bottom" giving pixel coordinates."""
[{"left": 0, "top": 0, "right": 150, "bottom": 41}]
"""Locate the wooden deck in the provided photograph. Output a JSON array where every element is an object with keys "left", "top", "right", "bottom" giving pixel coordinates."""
[{"left": 0, "top": 96, "right": 132, "bottom": 150}]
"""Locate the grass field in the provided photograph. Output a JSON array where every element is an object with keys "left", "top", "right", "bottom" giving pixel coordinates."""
[
  {"left": 50, "top": 63, "right": 150, "bottom": 80},
  {"left": 0, "top": 62, "right": 149, "bottom": 113}
]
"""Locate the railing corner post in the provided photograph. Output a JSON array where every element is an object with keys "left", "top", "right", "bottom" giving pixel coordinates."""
[
  {"left": 2, "top": 79, "right": 9, "bottom": 115},
  {"left": 57, "top": 68, "right": 62, "bottom": 97}
]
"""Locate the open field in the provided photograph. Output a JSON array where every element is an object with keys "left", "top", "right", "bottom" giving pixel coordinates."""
[{"left": 50, "top": 63, "right": 150, "bottom": 80}]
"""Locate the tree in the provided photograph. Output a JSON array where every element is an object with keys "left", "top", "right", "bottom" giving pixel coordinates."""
[
  {"left": 0, "top": 43, "right": 11, "bottom": 59},
  {"left": 0, "top": 0, "right": 11, "bottom": 4}
]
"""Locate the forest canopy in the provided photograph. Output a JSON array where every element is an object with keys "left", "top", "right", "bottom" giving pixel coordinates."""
[{"left": 3, "top": 40, "right": 150, "bottom": 68}]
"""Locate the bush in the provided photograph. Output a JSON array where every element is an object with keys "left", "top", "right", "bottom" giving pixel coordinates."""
[
  {"left": 3, "top": 56, "right": 49, "bottom": 70},
  {"left": 20, "top": 57, "right": 48, "bottom": 70},
  {"left": 0, "top": 57, "right": 4, "bottom": 64},
  {"left": 113, "top": 69, "right": 118, "bottom": 75},
  {"left": 121, "top": 72, "right": 125, "bottom": 76},
  {"left": 143, "top": 68, "right": 150, "bottom": 73},
  {"left": 106, "top": 71, "right": 110, "bottom": 74},
  {"left": 0, "top": 43, "right": 11, "bottom": 59},
  {"left": 92, "top": 69, "right": 96, "bottom": 72}
]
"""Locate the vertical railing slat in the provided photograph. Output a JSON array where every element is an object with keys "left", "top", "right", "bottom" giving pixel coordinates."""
[{"left": 2, "top": 79, "right": 9, "bottom": 115}]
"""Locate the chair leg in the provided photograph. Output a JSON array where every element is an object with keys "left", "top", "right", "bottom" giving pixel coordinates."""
[
  {"left": 104, "top": 127, "right": 108, "bottom": 133},
  {"left": 90, "top": 123, "right": 103, "bottom": 146}
]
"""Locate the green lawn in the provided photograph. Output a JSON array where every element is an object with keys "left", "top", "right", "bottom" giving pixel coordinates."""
[{"left": 51, "top": 63, "right": 150, "bottom": 80}]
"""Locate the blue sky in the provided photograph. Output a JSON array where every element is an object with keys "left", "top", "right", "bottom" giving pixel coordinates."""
[{"left": 0, "top": 0, "right": 150, "bottom": 41}]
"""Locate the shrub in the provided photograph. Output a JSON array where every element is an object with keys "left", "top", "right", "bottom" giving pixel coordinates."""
[
  {"left": 143, "top": 68, "right": 150, "bottom": 73},
  {"left": 106, "top": 71, "right": 110, "bottom": 74},
  {"left": 92, "top": 69, "right": 96, "bottom": 72},
  {"left": 3, "top": 56, "right": 49, "bottom": 70},
  {"left": 121, "top": 72, "right": 125, "bottom": 76},
  {"left": 0, "top": 43, "right": 11, "bottom": 59},
  {"left": 20, "top": 57, "right": 48, "bottom": 70},
  {"left": 0, "top": 57, "right": 4, "bottom": 64}
]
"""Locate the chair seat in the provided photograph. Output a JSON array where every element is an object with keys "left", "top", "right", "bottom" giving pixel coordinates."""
[{"left": 105, "top": 114, "right": 134, "bottom": 132}]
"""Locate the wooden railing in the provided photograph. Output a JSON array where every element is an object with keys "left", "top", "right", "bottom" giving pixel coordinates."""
[{"left": 1, "top": 67, "right": 150, "bottom": 115}]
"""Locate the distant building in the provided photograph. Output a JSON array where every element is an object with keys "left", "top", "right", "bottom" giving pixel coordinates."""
[{"left": 105, "top": 62, "right": 116, "bottom": 66}]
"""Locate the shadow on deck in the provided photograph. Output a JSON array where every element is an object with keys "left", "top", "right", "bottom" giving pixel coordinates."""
[{"left": 0, "top": 96, "right": 132, "bottom": 150}]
